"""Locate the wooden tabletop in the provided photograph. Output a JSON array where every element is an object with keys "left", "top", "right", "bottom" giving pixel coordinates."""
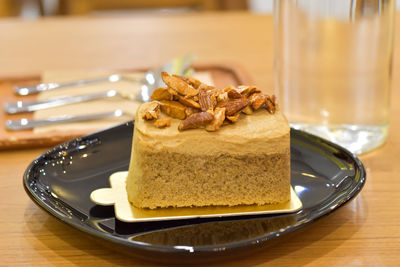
[{"left": 0, "top": 12, "right": 399, "bottom": 266}]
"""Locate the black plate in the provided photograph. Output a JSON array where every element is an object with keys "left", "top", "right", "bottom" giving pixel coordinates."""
[{"left": 23, "top": 122, "right": 366, "bottom": 262}]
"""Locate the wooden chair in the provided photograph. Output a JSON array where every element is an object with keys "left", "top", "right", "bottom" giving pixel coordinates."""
[
  {"left": 0, "top": 0, "right": 43, "bottom": 17},
  {"left": 58, "top": 0, "right": 247, "bottom": 15},
  {"left": 0, "top": 0, "right": 21, "bottom": 16}
]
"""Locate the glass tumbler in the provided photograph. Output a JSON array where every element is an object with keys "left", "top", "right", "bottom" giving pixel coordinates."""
[{"left": 274, "top": 0, "right": 395, "bottom": 154}]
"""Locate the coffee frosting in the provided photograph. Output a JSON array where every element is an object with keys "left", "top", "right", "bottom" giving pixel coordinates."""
[{"left": 133, "top": 103, "right": 290, "bottom": 155}]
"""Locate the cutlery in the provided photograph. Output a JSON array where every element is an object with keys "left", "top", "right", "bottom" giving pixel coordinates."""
[
  {"left": 4, "top": 90, "right": 120, "bottom": 114},
  {"left": 5, "top": 55, "right": 195, "bottom": 114},
  {"left": 13, "top": 55, "right": 195, "bottom": 97},
  {"left": 5, "top": 110, "right": 126, "bottom": 130},
  {"left": 14, "top": 75, "right": 122, "bottom": 96}
]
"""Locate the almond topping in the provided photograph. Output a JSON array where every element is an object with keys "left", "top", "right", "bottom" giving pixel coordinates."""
[
  {"left": 249, "top": 93, "right": 268, "bottom": 110},
  {"left": 265, "top": 95, "right": 278, "bottom": 114},
  {"left": 223, "top": 85, "right": 235, "bottom": 92},
  {"left": 241, "top": 105, "right": 253, "bottom": 115},
  {"left": 216, "top": 91, "right": 228, "bottom": 102},
  {"left": 154, "top": 118, "right": 171, "bottom": 128},
  {"left": 162, "top": 72, "right": 199, "bottom": 97},
  {"left": 210, "top": 92, "right": 217, "bottom": 108},
  {"left": 151, "top": 87, "right": 174, "bottom": 101},
  {"left": 159, "top": 100, "right": 186, "bottom": 120},
  {"left": 185, "top": 107, "right": 200, "bottom": 117},
  {"left": 225, "top": 97, "right": 250, "bottom": 116},
  {"left": 181, "top": 76, "right": 202, "bottom": 89},
  {"left": 177, "top": 95, "right": 201, "bottom": 109},
  {"left": 227, "top": 89, "right": 242, "bottom": 99},
  {"left": 178, "top": 111, "right": 214, "bottom": 131},
  {"left": 198, "top": 83, "right": 215, "bottom": 91},
  {"left": 167, "top": 87, "right": 178, "bottom": 96},
  {"left": 237, "top": 85, "right": 261, "bottom": 97},
  {"left": 271, "top": 95, "right": 278, "bottom": 107},
  {"left": 216, "top": 99, "right": 227, "bottom": 108},
  {"left": 227, "top": 113, "right": 240, "bottom": 122},
  {"left": 205, "top": 107, "right": 226, "bottom": 132},
  {"left": 143, "top": 73, "right": 280, "bottom": 132},
  {"left": 141, "top": 102, "right": 160, "bottom": 120},
  {"left": 210, "top": 88, "right": 226, "bottom": 102},
  {"left": 198, "top": 90, "right": 215, "bottom": 112}
]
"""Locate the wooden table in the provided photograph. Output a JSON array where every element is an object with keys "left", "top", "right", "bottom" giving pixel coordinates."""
[{"left": 0, "top": 12, "right": 399, "bottom": 266}]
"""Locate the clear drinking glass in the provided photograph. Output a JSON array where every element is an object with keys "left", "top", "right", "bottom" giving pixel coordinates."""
[{"left": 274, "top": 0, "right": 395, "bottom": 154}]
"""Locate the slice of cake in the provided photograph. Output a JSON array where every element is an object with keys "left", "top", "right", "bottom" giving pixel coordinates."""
[{"left": 126, "top": 73, "right": 290, "bottom": 209}]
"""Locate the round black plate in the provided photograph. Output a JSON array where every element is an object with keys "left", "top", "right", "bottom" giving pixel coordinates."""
[{"left": 23, "top": 122, "right": 365, "bottom": 261}]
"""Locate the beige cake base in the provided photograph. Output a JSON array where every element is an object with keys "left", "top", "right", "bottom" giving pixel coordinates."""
[
  {"left": 129, "top": 150, "right": 290, "bottom": 208},
  {"left": 90, "top": 171, "right": 302, "bottom": 223},
  {"left": 127, "top": 107, "right": 291, "bottom": 209}
]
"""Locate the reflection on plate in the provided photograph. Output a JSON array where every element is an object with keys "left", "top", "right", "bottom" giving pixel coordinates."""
[
  {"left": 23, "top": 122, "right": 365, "bottom": 261},
  {"left": 90, "top": 171, "right": 302, "bottom": 222}
]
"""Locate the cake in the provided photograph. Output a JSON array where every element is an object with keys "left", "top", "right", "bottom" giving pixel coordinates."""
[{"left": 126, "top": 72, "right": 290, "bottom": 209}]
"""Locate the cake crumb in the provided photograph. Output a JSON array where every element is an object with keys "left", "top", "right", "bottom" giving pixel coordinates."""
[
  {"left": 154, "top": 118, "right": 171, "bottom": 128},
  {"left": 141, "top": 102, "right": 160, "bottom": 120}
]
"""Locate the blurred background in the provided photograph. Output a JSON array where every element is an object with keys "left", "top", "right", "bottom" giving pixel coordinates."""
[
  {"left": 0, "top": 0, "right": 275, "bottom": 18},
  {"left": 3, "top": 0, "right": 400, "bottom": 18}
]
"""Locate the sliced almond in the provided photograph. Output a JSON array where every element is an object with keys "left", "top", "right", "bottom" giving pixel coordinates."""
[
  {"left": 141, "top": 102, "right": 160, "bottom": 120},
  {"left": 159, "top": 100, "right": 186, "bottom": 120},
  {"left": 265, "top": 95, "right": 278, "bottom": 114},
  {"left": 209, "top": 92, "right": 217, "bottom": 108},
  {"left": 198, "top": 83, "right": 215, "bottom": 91},
  {"left": 206, "top": 107, "right": 226, "bottom": 132},
  {"left": 223, "top": 85, "right": 235, "bottom": 92},
  {"left": 178, "top": 111, "right": 214, "bottom": 131},
  {"left": 167, "top": 87, "right": 178, "bottom": 96},
  {"left": 162, "top": 72, "right": 199, "bottom": 97},
  {"left": 177, "top": 95, "right": 201, "bottom": 109},
  {"left": 271, "top": 95, "right": 278, "bottom": 108},
  {"left": 225, "top": 97, "right": 250, "bottom": 116},
  {"left": 241, "top": 105, "right": 253, "bottom": 115},
  {"left": 227, "top": 89, "right": 242, "bottom": 99},
  {"left": 216, "top": 91, "right": 228, "bottom": 102},
  {"left": 198, "top": 90, "right": 215, "bottom": 112},
  {"left": 151, "top": 87, "right": 173, "bottom": 101},
  {"left": 237, "top": 85, "right": 261, "bottom": 97},
  {"left": 181, "top": 76, "right": 202, "bottom": 89},
  {"left": 249, "top": 93, "right": 268, "bottom": 110},
  {"left": 154, "top": 118, "right": 171, "bottom": 128},
  {"left": 185, "top": 107, "right": 200, "bottom": 117},
  {"left": 216, "top": 99, "right": 227, "bottom": 108},
  {"left": 226, "top": 113, "right": 240, "bottom": 123}
]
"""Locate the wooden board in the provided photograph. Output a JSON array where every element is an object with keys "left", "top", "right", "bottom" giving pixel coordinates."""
[{"left": 0, "top": 64, "right": 253, "bottom": 150}]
